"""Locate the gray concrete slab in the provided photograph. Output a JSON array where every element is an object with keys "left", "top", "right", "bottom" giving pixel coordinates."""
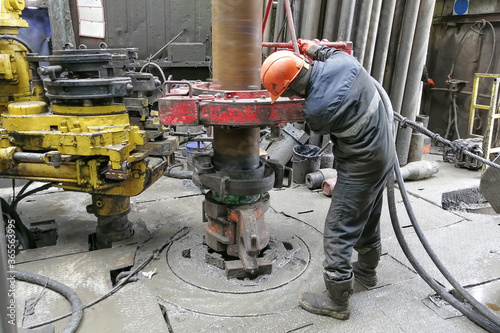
[
  {"left": 401, "top": 150, "right": 483, "bottom": 207},
  {"left": 5, "top": 149, "right": 500, "bottom": 333}
]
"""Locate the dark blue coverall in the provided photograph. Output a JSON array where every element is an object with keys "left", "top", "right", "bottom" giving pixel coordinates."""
[{"left": 302, "top": 47, "right": 396, "bottom": 282}]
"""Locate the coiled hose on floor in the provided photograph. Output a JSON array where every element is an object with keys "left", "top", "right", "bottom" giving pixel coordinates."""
[
  {"left": 8, "top": 270, "right": 83, "bottom": 333},
  {"left": 373, "top": 78, "right": 500, "bottom": 332}
]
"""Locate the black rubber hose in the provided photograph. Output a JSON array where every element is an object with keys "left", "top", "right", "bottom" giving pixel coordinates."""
[
  {"left": 1, "top": 197, "right": 35, "bottom": 249},
  {"left": 388, "top": 167, "right": 500, "bottom": 332},
  {"left": 0, "top": 35, "right": 34, "bottom": 53},
  {"left": 8, "top": 270, "right": 83, "bottom": 333},
  {"left": 373, "top": 77, "right": 500, "bottom": 331},
  {"left": 452, "top": 94, "right": 461, "bottom": 140},
  {"left": 27, "top": 227, "right": 190, "bottom": 330},
  {"left": 392, "top": 120, "right": 500, "bottom": 326},
  {"left": 11, "top": 183, "right": 52, "bottom": 211}
]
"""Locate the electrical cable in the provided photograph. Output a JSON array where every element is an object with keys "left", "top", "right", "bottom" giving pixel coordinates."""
[
  {"left": 14, "top": 180, "right": 35, "bottom": 204},
  {"left": 452, "top": 94, "right": 460, "bottom": 140},
  {"left": 444, "top": 100, "right": 453, "bottom": 140},
  {"left": 140, "top": 61, "right": 167, "bottom": 83},
  {"left": 444, "top": 93, "right": 461, "bottom": 140},
  {"left": 11, "top": 183, "right": 52, "bottom": 211},
  {"left": 373, "top": 77, "right": 500, "bottom": 331},
  {"left": 483, "top": 20, "right": 496, "bottom": 74},
  {"left": 1, "top": 197, "right": 34, "bottom": 250},
  {"left": 1, "top": 182, "right": 52, "bottom": 249},
  {"left": 449, "top": 20, "right": 496, "bottom": 80},
  {"left": 9, "top": 270, "right": 83, "bottom": 333},
  {"left": 26, "top": 227, "right": 190, "bottom": 330},
  {"left": 0, "top": 35, "right": 34, "bottom": 53}
]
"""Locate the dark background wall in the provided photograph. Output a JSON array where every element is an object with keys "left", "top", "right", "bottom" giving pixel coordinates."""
[
  {"left": 70, "top": 0, "right": 212, "bottom": 81},
  {"left": 425, "top": 0, "right": 500, "bottom": 140}
]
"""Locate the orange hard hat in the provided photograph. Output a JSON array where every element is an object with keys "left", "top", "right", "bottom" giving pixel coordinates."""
[{"left": 261, "top": 50, "right": 306, "bottom": 103}]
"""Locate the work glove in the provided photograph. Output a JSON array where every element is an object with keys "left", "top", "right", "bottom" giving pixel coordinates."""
[
  {"left": 297, "top": 39, "right": 321, "bottom": 58},
  {"left": 424, "top": 78, "right": 435, "bottom": 88}
]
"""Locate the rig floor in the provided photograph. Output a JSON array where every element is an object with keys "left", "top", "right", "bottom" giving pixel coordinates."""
[{"left": 6, "top": 145, "right": 500, "bottom": 333}]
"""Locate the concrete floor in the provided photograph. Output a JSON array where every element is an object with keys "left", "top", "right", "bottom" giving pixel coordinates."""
[{"left": 5, "top": 147, "right": 500, "bottom": 333}]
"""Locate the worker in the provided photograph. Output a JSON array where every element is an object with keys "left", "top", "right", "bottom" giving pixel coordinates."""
[{"left": 260, "top": 41, "right": 396, "bottom": 320}]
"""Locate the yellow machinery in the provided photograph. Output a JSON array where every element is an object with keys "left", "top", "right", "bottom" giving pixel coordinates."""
[{"left": 0, "top": 0, "right": 178, "bottom": 248}]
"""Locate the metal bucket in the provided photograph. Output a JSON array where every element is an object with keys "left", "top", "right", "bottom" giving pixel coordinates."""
[
  {"left": 186, "top": 141, "right": 205, "bottom": 171},
  {"left": 292, "top": 144, "right": 321, "bottom": 184}
]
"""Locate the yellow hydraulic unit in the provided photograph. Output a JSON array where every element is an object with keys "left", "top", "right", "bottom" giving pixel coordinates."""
[{"left": 0, "top": 0, "right": 178, "bottom": 249}]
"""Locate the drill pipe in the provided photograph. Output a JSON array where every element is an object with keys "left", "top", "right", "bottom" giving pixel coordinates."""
[{"left": 211, "top": 0, "right": 263, "bottom": 171}]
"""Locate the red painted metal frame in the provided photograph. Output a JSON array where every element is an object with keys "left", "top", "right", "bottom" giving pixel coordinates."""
[
  {"left": 262, "top": 41, "right": 354, "bottom": 55},
  {"left": 159, "top": 92, "right": 304, "bottom": 127}
]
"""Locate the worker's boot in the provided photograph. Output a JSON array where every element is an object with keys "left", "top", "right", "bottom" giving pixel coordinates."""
[
  {"left": 352, "top": 247, "right": 381, "bottom": 288},
  {"left": 299, "top": 274, "right": 354, "bottom": 320}
]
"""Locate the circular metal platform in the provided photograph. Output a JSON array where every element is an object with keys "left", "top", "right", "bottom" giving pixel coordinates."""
[{"left": 153, "top": 214, "right": 324, "bottom": 316}]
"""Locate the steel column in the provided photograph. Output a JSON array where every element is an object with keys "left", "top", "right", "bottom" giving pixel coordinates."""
[
  {"left": 322, "top": 0, "right": 341, "bottom": 41},
  {"left": 337, "top": 0, "right": 356, "bottom": 41},
  {"left": 364, "top": 0, "right": 383, "bottom": 73},
  {"left": 273, "top": 0, "right": 286, "bottom": 43},
  {"left": 388, "top": 0, "right": 420, "bottom": 114},
  {"left": 371, "top": 0, "right": 397, "bottom": 82},
  {"left": 381, "top": 0, "right": 406, "bottom": 90},
  {"left": 353, "top": 0, "right": 374, "bottom": 66},
  {"left": 396, "top": 0, "right": 437, "bottom": 165},
  {"left": 212, "top": 0, "right": 262, "bottom": 171},
  {"left": 292, "top": 0, "right": 303, "bottom": 39},
  {"left": 300, "top": 0, "right": 322, "bottom": 39}
]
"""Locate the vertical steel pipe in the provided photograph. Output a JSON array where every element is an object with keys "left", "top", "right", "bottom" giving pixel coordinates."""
[
  {"left": 353, "top": 0, "right": 374, "bottom": 66},
  {"left": 371, "top": 0, "right": 397, "bottom": 82},
  {"left": 212, "top": 0, "right": 262, "bottom": 171},
  {"left": 388, "top": 0, "right": 420, "bottom": 114},
  {"left": 284, "top": 0, "right": 299, "bottom": 53},
  {"left": 396, "top": 0, "right": 436, "bottom": 165},
  {"left": 382, "top": 0, "right": 406, "bottom": 91},
  {"left": 364, "top": 0, "right": 383, "bottom": 73},
  {"left": 212, "top": 0, "right": 263, "bottom": 91},
  {"left": 262, "top": 0, "right": 273, "bottom": 56},
  {"left": 292, "top": 0, "right": 303, "bottom": 39},
  {"left": 213, "top": 127, "right": 261, "bottom": 170},
  {"left": 300, "top": 0, "right": 322, "bottom": 40},
  {"left": 273, "top": 0, "right": 286, "bottom": 43},
  {"left": 322, "top": 0, "right": 341, "bottom": 41},
  {"left": 337, "top": 0, "right": 356, "bottom": 41}
]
